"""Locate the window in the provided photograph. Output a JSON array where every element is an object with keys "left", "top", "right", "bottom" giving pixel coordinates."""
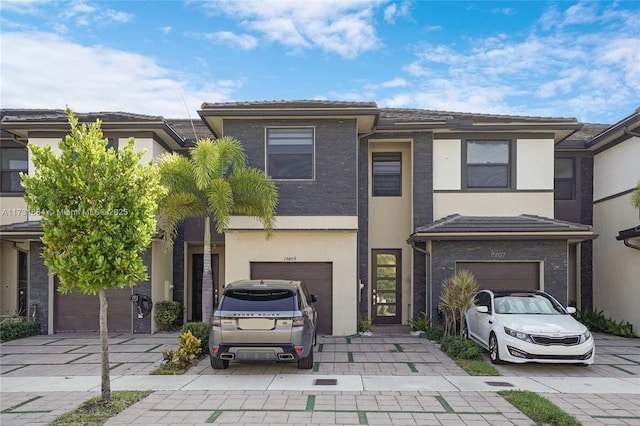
[
  {"left": 466, "top": 141, "right": 510, "bottom": 188},
  {"left": 1, "top": 147, "right": 28, "bottom": 193},
  {"left": 372, "top": 152, "right": 402, "bottom": 196},
  {"left": 267, "top": 128, "right": 314, "bottom": 180},
  {"left": 554, "top": 158, "right": 574, "bottom": 200},
  {"left": 106, "top": 138, "right": 118, "bottom": 151}
]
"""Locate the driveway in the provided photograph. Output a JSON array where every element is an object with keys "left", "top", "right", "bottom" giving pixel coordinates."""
[{"left": 1, "top": 330, "right": 638, "bottom": 425}]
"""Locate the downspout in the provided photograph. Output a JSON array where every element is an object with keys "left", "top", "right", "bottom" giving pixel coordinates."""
[
  {"left": 619, "top": 125, "right": 640, "bottom": 249},
  {"left": 624, "top": 127, "right": 640, "bottom": 138},
  {"left": 621, "top": 239, "right": 640, "bottom": 251}
]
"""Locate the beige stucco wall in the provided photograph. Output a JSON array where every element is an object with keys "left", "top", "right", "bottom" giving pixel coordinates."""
[
  {"left": 434, "top": 192, "right": 553, "bottom": 219},
  {"left": 151, "top": 240, "right": 173, "bottom": 333},
  {"left": 594, "top": 136, "right": 640, "bottom": 201},
  {"left": 0, "top": 241, "right": 18, "bottom": 316},
  {"left": 368, "top": 141, "right": 413, "bottom": 324},
  {"left": 433, "top": 137, "right": 554, "bottom": 192},
  {"left": 593, "top": 135, "right": 640, "bottom": 332},
  {"left": 225, "top": 229, "right": 358, "bottom": 336},
  {"left": 0, "top": 197, "right": 29, "bottom": 225}
]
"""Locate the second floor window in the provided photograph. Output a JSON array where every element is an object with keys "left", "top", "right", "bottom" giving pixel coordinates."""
[
  {"left": 466, "top": 140, "right": 510, "bottom": 188},
  {"left": 372, "top": 152, "right": 402, "bottom": 196},
  {"left": 1, "top": 146, "right": 28, "bottom": 193},
  {"left": 267, "top": 128, "right": 314, "bottom": 180},
  {"left": 554, "top": 158, "right": 574, "bottom": 200}
]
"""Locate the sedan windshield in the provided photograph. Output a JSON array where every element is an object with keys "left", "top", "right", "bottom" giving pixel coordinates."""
[{"left": 494, "top": 294, "right": 565, "bottom": 314}]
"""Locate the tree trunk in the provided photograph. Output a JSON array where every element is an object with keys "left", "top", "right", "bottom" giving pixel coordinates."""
[
  {"left": 98, "top": 289, "right": 111, "bottom": 402},
  {"left": 202, "top": 216, "right": 213, "bottom": 323}
]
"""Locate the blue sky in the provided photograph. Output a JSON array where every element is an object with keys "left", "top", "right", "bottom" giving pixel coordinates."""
[{"left": 1, "top": 1, "right": 638, "bottom": 123}]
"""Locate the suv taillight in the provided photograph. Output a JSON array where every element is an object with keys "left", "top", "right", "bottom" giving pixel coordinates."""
[
  {"left": 292, "top": 316, "right": 305, "bottom": 327},
  {"left": 212, "top": 317, "right": 220, "bottom": 326}
]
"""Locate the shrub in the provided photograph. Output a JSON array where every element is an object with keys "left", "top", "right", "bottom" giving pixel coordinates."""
[
  {"left": 0, "top": 320, "right": 40, "bottom": 342},
  {"left": 181, "top": 322, "right": 209, "bottom": 352},
  {"left": 358, "top": 317, "right": 371, "bottom": 332},
  {"left": 424, "top": 325, "right": 444, "bottom": 342},
  {"left": 577, "top": 307, "right": 637, "bottom": 338},
  {"left": 154, "top": 301, "right": 181, "bottom": 331},
  {"left": 408, "top": 311, "right": 429, "bottom": 331},
  {"left": 440, "top": 335, "right": 482, "bottom": 360},
  {"left": 162, "top": 330, "right": 202, "bottom": 370}
]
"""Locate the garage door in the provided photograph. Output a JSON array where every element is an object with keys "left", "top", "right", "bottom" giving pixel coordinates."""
[
  {"left": 250, "top": 262, "right": 333, "bottom": 336},
  {"left": 456, "top": 262, "right": 539, "bottom": 291},
  {"left": 54, "top": 279, "right": 132, "bottom": 333}
]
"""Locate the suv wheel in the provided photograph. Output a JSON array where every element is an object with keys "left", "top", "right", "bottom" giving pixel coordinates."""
[
  {"left": 297, "top": 347, "right": 314, "bottom": 369},
  {"left": 210, "top": 353, "right": 229, "bottom": 370}
]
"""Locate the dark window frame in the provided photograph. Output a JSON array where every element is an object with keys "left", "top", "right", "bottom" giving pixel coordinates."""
[
  {"left": 0, "top": 146, "right": 28, "bottom": 194},
  {"left": 554, "top": 157, "right": 575, "bottom": 200},
  {"left": 372, "top": 152, "right": 402, "bottom": 197},
  {"left": 462, "top": 140, "right": 514, "bottom": 190},
  {"left": 266, "top": 127, "right": 315, "bottom": 181}
]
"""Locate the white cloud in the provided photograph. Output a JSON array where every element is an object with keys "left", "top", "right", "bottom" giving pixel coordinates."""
[
  {"left": 0, "top": 32, "right": 239, "bottom": 118},
  {"left": 197, "top": 0, "right": 383, "bottom": 59},
  {"left": 380, "top": 78, "right": 407, "bottom": 88},
  {"left": 200, "top": 31, "right": 258, "bottom": 50},
  {"left": 160, "top": 26, "right": 172, "bottom": 35}
]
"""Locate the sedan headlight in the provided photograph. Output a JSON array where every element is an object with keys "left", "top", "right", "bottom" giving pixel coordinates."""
[
  {"left": 580, "top": 329, "right": 592, "bottom": 343},
  {"left": 504, "top": 326, "right": 532, "bottom": 343}
]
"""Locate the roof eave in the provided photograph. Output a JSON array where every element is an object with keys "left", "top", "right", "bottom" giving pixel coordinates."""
[{"left": 408, "top": 231, "right": 598, "bottom": 242}]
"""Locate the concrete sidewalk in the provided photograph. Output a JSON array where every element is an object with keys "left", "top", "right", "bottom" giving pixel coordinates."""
[{"left": 1, "top": 332, "right": 639, "bottom": 425}]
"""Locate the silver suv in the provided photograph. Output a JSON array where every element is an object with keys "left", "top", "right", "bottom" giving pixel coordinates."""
[{"left": 209, "top": 279, "right": 318, "bottom": 369}]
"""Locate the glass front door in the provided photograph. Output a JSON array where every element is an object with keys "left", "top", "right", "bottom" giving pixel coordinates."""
[{"left": 372, "top": 249, "right": 402, "bottom": 324}]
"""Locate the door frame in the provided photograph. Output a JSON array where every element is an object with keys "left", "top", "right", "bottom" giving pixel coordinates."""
[{"left": 371, "top": 249, "right": 402, "bottom": 324}]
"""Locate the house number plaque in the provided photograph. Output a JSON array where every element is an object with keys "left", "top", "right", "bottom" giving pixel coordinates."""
[
  {"left": 284, "top": 256, "right": 297, "bottom": 262},
  {"left": 491, "top": 250, "right": 506, "bottom": 258}
]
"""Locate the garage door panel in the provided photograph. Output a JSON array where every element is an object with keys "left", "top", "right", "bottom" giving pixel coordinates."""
[
  {"left": 456, "top": 262, "right": 539, "bottom": 291},
  {"left": 250, "top": 262, "right": 332, "bottom": 336},
  {"left": 54, "top": 284, "right": 132, "bottom": 333}
]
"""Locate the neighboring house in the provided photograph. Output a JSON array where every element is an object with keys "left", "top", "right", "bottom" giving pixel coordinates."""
[
  {"left": 587, "top": 109, "right": 640, "bottom": 332},
  {"left": 5, "top": 101, "right": 634, "bottom": 337}
]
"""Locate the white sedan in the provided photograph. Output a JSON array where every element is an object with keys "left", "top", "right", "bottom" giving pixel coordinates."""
[{"left": 465, "top": 290, "right": 595, "bottom": 365}]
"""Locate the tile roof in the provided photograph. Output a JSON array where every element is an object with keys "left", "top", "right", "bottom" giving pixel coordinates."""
[
  {"left": 165, "top": 118, "right": 215, "bottom": 143},
  {"left": 201, "top": 100, "right": 378, "bottom": 109},
  {"left": 1, "top": 109, "right": 164, "bottom": 122},
  {"left": 413, "top": 214, "right": 593, "bottom": 235},
  {"left": 378, "top": 108, "right": 578, "bottom": 124}
]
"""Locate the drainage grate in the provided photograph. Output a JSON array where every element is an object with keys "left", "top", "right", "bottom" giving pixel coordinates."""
[
  {"left": 485, "top": 381, "right": 514, "bottom": 387},
  {"left": 313, "top": 379, "right": 338, "bottom": 386}
]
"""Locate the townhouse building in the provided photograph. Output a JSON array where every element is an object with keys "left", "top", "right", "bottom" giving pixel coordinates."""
[{"left": 1, "top": 102, "right": 637, "bottom": 336}]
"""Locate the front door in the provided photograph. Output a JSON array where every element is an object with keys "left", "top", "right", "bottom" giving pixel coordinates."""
[
  {"left": 372, "top": 249, "right": 402, "bottom": 324},
  {"left": 192, "top": 254, "right": 218, "bottom": 322}
]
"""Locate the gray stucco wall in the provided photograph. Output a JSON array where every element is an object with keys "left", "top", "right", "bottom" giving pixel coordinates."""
[
  {"left": 430, "top": 239, "right": 568, "bottom": 323},
  {"left": 223, "top": 119, "right": 359, "bottom": 216}
]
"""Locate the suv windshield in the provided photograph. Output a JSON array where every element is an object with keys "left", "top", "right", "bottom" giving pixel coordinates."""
[{"left": 220, "top": 289, "right": 297, "bottom": 311}]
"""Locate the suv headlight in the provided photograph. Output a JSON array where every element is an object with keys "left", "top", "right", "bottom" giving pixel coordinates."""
[
  {"left": 580, "top": 329, "right": 592, "bottom": 343},
  {"left": 504, "top": 327, "right": 532, "bottom": 342}
]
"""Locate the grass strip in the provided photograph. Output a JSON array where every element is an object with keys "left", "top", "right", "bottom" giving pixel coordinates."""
[
  {"left": 145, "top": 343, "right": 162, "bottom": 352},
  {"left": 305, "top": 395, "right": 316, "bottom": 411},
  {"left": 50, "top": 390, "right": 152, "bottom": 425},
  {"left": 358, "top": 410, "right": 368, "bottom": 424},
  {"left": 1, "top": 396, "right": 48, "bottom": 414},
  {"left": 499, "top": 390, "right": 580, "bottom": 426},
  {"left": 312, "top": 362, "right": 320, "bottom": 372},
  {"left": 435, "top": 395, "right": 454, "bottom": 413},
  {"left": 206, "top": 410, "right": 223, "bottom": 423},
  {"left": 317, "top": 343, "right": 323, "bottom": 352},
  {"left": 455, "top": 359, "right": 500, "bottom": 376},
  {"left": 610, "top": 364, "right": 636, "bottom": 375},
  {"left": 394, "top": 343, "right": 404, "bottom": 352},
  {"left": 347, "top": 351, "right": 354, "bottom": 362},
  {"left": 66, "top": 352, "right": 92, "bottom": 364},
  {"left": 407, "top": 362, "right": 418, "bottom": 372}
]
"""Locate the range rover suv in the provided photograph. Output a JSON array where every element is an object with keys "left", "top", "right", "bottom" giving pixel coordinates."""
[{"left": 209, "top": 279, "right": 318, "bottom": 369}]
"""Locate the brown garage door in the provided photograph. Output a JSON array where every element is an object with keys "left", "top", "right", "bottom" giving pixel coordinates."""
[
  {"left": 250, "top": 262, "right": 333, "bottom": 336},
  {"left": 54, "top": 278, "right": 132, "bottom": 333},
  {"left": 456, "top": 262, "right": 539, "bottom": 291}
]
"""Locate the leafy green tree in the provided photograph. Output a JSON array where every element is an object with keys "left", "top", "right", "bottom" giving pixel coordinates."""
[
  {"left": 631, "top": 181, "right": 640, "bottom": 209},
  {"left": 21, "top": 108, "right": 162, "bottom": 402},
  {"left": 157, "top": 137, "right": 278, "bottom": 323}
]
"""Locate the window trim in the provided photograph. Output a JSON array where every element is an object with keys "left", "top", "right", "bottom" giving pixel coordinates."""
[
  {"left": 0, "top": 146, "right": 29, "bottom": 194},
  {"left": 554, "top": 157, "right": 575, "bottom": 201},
  {"left": 462, "top": 139, "right": 515, "bottom": 190},
  {"left": 265, "top": 126, "right": 315, "bottom": 181},
  {"left": 372, "top": 152, "right": 402, "bottom": 197}
]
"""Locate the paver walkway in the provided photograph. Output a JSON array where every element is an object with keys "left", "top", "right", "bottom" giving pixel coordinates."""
[{"left": 1, "top": 332, "right": 639, "bottom": 425}]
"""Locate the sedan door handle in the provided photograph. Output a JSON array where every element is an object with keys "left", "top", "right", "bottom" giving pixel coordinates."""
[{"left": 488, "top": 320, "right": 493, "bottom": 325}]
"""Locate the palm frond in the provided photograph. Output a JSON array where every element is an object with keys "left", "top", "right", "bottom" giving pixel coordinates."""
[
  {"left": 156, "top": 192, "right": 207, "bottom": 250},
  {"left": 157, "top": 152, "right": 198, "bottom": 195},
  {"left": 205, "top": 178, "right": 234, "bottom": 234},
  {"left": 228, "top": 168, "right": 278, "bottom": 235}
]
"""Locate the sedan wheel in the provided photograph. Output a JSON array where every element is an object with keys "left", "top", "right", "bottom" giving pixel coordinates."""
[{"left": 489, "top": 333, "right": 504, "bottom": 364}]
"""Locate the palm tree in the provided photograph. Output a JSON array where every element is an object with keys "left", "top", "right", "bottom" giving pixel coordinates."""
[{"left": 157, "top": 137, "right": 278, "bottom": 322}]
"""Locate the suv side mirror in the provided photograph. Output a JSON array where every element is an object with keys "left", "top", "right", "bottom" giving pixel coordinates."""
[
  {"left": 476, "top": 306, "right": 489, "bottom": 314},
  {"left": 308, "top": 294, "right": 318, "bottom": 303}
]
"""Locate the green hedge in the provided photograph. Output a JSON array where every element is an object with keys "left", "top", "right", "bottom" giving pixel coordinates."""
[
  {"left": 0, "top": 321, "right": 40, "bottom": 342},
  {"left": 440, "top": 335, "right": 482, "bottom": 360},
  {"left": 154, "top": 301, "right": 182, "bottom": 331}
]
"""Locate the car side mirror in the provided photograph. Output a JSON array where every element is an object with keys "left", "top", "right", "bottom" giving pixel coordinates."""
[
  {"left": 566, "top": 306, "right": 577, "bottom": 314},
  {"left": 476, "top": 306, "right": 489, "bottom": 314},
  {"left": 308, "top": 294, "right": 318, "bottom": 303}
]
